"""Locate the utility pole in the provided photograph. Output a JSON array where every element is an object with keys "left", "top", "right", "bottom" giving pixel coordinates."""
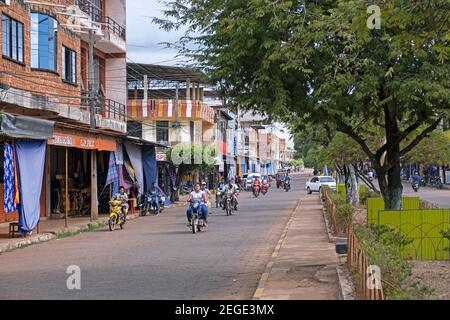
[
  {"left": 89, "top": 29, "right": 96, "bottom": 129},
  {"left": 88, "top": 28, "right": 98, "bottom": 221},
  {"left": 173, "top": 82, "right": 180, "bottom": 144}
]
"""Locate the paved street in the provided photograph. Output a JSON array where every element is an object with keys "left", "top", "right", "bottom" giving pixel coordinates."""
[
  {"left": 403, "top": 184, "right": 450, "bottom": 208},
  {"left": 0, "top": 175, "right": 305, "bottom": 300},
  {"left": 369, "top": 180, "right": 450, "bottom": 208}
]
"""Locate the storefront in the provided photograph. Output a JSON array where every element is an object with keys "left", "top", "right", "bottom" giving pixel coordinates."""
[
  {"left": 47, "top": 127, "right": 117, "bottom": 222},
  {"left": 0, "top": 114, "right": 54, "bottom": 232}
]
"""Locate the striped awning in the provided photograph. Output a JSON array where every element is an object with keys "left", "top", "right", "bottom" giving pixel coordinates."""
[{"left": 127, "top": 99, "right": 215, "bottom": 124}]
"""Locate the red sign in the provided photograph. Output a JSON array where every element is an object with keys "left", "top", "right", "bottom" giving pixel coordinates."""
[{"left": 156, "top": 152, "right": 167, "bottom": 161}]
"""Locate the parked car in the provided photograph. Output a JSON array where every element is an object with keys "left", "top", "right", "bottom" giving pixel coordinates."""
[
  {"left": 306, "top": 176, "right": 336, "bottom": 194},
  {"left": 245, "top": 173, "right": 262, "bottom": 191}
]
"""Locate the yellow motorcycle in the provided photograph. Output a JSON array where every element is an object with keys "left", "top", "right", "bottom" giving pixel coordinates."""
[{"left": 109, "top": 200, "right": 125, "bottom": 231}]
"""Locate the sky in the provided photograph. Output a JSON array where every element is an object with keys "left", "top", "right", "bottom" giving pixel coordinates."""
[
  {"left": 126, "top": 0, "right": 294, "bottom": 148},
  {"left": 126, "top": 0, "right": 185, "bottom": 65}
]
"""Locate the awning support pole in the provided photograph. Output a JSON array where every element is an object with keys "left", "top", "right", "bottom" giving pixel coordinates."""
[
  {"left": 90, "top": 150, "right": 98, "bottom": 221},
  {"left": 65, "top": 148, "right": 68, "bottom": 229}
]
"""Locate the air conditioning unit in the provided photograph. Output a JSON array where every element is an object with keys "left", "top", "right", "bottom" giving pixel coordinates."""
[{"left": 0, "top": 0, "right": 11, "bottom": 6}]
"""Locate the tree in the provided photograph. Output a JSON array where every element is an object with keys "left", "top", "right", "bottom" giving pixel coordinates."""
[
  {"left": 156, "top": 0, "right": 450, "bottom": 209},
  {"left": 402, "top": 130, "right": 450, "bottom": 165},
  {"left": 166, "top": 143, "right": 218, "bottom": 201}
]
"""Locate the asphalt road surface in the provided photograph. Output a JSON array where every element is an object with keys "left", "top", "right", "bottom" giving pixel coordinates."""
[{"left": 0, "top": 175, "right": 305, "bottom": 300}]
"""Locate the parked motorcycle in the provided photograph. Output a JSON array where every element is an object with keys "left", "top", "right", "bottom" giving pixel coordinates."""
[
  {"left": 284, "top": 180, "right": 291, "bottom": 192},
  {"left": 420, "top": 177, "right": 427, "bottom": 187},
  {"left": 189, "top": 199, "right": 206, "bottom": 234},
  {"left": 140, "top": 194, "right": 160, "bottom": 216},
  {"left": 431, "top": 176, "right": 443, "bottom": 189},
  {"left": 159, "top": 195, "right": 166, "bottom": 212},
  {"left": 109, "top": 200, "right": 125, "bottom": 231}
]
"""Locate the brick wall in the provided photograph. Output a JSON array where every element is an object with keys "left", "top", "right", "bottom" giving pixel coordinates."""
[{"left": 0, "top": 0, "right": 82, "bottom": 107}]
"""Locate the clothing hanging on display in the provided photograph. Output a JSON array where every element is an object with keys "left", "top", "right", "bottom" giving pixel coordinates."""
[
  {"left": 4, "top": 142, "right": 18, "bottom": 214},
  {"left": 16, "top": 140, "right": 46, "bottom": 233}
]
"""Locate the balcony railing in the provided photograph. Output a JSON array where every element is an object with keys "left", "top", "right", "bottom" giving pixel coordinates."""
[
  {"left": 103, "top": 16, "right": 126, "bottom": 40},
  {"left": 81, "top": 91, "right": 126, "bottom": 122},
  {"left": 102, "top": 99, "right": 126, "bottom": 122},
  {"left": 76, "top": 1, "right": 126, "bottom": 40},
  {"left": 77, "top": 0, "right": 102, "bottom": 23},
  {"left": 127, "top": 99, "right": 216, "bottom": 124}
]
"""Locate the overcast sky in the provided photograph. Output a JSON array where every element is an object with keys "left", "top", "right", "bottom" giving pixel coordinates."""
[
  {"left": 126, "top": 0, "right": 185, "bottom": 65},
  {"left": 126, "top": 1, "right": 294, "bottom": 147}
]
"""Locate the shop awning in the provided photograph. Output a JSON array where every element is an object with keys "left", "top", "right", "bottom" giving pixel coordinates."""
[
  {"left": 48, "top": 128, "right": 117, "bottom": 151},
  {"left": 0, "top": 113, "right": 54, "bottom": 140}
]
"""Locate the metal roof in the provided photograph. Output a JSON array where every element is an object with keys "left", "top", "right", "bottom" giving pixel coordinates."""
[{"left": 127, "top": 63, "right": 206, "bottom": 83}]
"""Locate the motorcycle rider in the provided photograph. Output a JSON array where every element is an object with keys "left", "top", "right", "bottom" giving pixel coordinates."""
[
  {"left": 411, "top": 172, "right": 421, "bottom": 189},
  {"left": 186, "top": 183, "right": 209, "bottom": 226},
  {"left": 368, "top": 170, "right": 374, "bottom": 182},
  {"left": 253, "top": 176, "right": 261, "bottom": 190},
  {"left": 148, "top": 182, "right": 162, "bottom": 212},
  {"left": 284, "top": 173, "right": 291, "bottom": 189},
  {"left": 201, "top": 181, "right": 212, "bottom": 210},
  {"left": 261, "top": 175, "right": 269, "bottom": 192},
  {"left": 110, "top": 186, "right": 129, "bottom": 220},
  {"left": 216, "top": 176, "right": 226, "bottom": 191},
  {"left": 222, "top": 178, "right": 240, "bottom": 210}
]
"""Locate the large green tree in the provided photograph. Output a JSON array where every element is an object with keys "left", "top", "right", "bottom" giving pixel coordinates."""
[{"left": 156, "top": 0, "right": 450, "bottom": 209}]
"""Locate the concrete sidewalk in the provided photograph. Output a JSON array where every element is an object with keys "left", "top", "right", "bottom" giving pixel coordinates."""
[{"left": 254, "top": 194, "right": 340, "bottom": 300}]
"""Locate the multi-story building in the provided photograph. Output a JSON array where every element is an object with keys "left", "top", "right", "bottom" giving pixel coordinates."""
[
  {"left": 126, "top": 63, "right": 217, "bottom": 192},
  {"left": 0, "top": 0, "right": 127, "bottom": 224}
]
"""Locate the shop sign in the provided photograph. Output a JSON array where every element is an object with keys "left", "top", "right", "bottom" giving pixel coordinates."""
[
  {"left": 48, "top": 131, "right": 116, "bottom": 151},
  {"left": 156, "top": 152, "right": 167, "bottom": 162}
]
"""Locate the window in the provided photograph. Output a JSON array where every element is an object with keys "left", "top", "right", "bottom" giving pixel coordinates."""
[
  {"left": 30, "top": 13, "right": 57, "bottom": 72},
  {"left": 62, "top": 46, "right": 76, "bottom": 84},
  {"left": 2, "top": 14, "right": 24, "bottom": 63},
  {"left": 156, "top": 121, "right": 169, "bottom": 145}
]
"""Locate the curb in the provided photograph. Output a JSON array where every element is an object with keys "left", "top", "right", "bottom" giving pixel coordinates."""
[
  {"left": 252, "top": 198, "right": 301, "bottom": 300},
  {"left": 320, "top": 197, "right": 348, "bottom": 244},
  {"left": 0, "top": 212, "right": 142, "bottom": 255},
  {"left": 336, "top": 262, "right": 357, "bottom": 300}
]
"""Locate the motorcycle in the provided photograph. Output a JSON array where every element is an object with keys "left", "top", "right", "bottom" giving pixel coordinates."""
[
  {"left": 284, "top": 180, "right": 291, "bottom": 192},
  {"left": 432, "top": 177, "right": 443, "bottom": 190},
  {"left": 109, "top": 200, "right": 125, "bottom": 231},
  {"left": 215, "top": 189, "right": 223, "bottom": 208},
  {"left": 420, "top": 177, "right": 427, "bottom": 187},
  {"left": 261, "top": 183, "right": 268, "bottom": 195},
  {"left": 412, "top": 182, "right": 419, "bottom": 192},
  {"left": 224, "top": 191, "right": 234, "bottom": 216},
  {"left": 140, "top": 194, "right": 160, "bottom": 216},
  {"left": 159, "top": 195, "right": 166, "bottom": 212},
  {"left": 253, "top": 184, "right": 261, "bottom": 198},
  {"left": 189, "top": 199, "right": 206, "bottom": 234}
]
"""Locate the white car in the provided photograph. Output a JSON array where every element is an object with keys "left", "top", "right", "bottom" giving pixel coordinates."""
[{"left": 306, "top": 176, "right": 336, "bottom": 194}]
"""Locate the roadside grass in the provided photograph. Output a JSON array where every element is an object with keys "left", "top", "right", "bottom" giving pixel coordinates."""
[{"left": 55, "top": 221, "right": 108, "bottom": 238}]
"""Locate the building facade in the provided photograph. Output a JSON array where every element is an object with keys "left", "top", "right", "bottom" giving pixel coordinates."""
[{"left": 0, "top": 0, "right": 127, "bottom": 224}]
